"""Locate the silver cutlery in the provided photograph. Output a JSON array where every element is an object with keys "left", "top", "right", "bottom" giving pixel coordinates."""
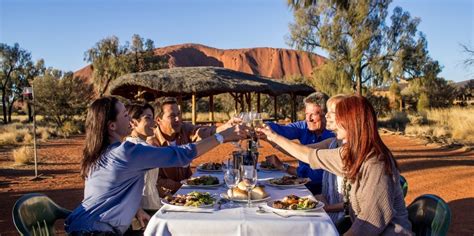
[
  {"left": 272, "top": 211, "right": 321, "bottom": 218},
  {"left": 162, "top": 209, "right": 214, "bottom": 214}
]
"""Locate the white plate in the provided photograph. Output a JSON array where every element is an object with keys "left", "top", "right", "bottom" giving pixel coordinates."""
[
  {"left": 181, "top": 180, "right": 224, "bottom": 188},
  {"left": 196, "top": 164, "right": 224, "bottom": 172},
  {"left": 220, "top": 192, "right": 271, "bottom": 203},
  {"left": 265, "top": 178, "right": 310, "bottom": 188},
  {"left": 181, "top": 176, "right": 223, "bottom": 188},
  {"left": 266, "top": 198, "right": 325, "bottom": 212},
  {"left": 161, "top": 199, "right": 215, "bottom": 209}
]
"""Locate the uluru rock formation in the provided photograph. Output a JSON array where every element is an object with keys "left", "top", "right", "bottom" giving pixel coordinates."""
[{"left": 74, "top": 43, "right": 325, "bottom": 82}]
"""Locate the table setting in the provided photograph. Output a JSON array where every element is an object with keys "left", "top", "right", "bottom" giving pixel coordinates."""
[{"left": 144, "top": 112, "right": 338, "bottom": 236}]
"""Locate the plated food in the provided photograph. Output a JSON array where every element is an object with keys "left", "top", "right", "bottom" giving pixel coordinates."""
[
  {"left": 182, "top": 175, "right": 221, "bottom": 187},
  {"left": 221, "top": 182, "right": 270, "bottom": 202},
  {"left": 197, "top": 162, "right": 225, "bottom": 172},
  {"left": 268, "top": 195, "right": 323, "bottom": 211},
  {"left": 259, "top": 160, "right": 279, "bottom": 171},
  {"left": 163, "top": 191, "right": 216, "bottom": 207},
  {"left": 267, "top": 175, "right": 310, "bottom": 187}
]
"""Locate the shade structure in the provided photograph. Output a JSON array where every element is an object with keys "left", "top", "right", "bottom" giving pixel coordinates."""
[
  {"left": 108, "top": 66, "right": 316, "bottom": 123},
  {"left": 108, "top": 66, "right": 315, "bottom": 100}
]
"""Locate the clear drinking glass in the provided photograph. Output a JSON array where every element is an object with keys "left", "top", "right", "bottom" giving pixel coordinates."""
[
  {"left": 241, "top": 167, "right": 258, "bottom": 208},
  {"left": 231, "top": 112, "right": 246, "bottom": 149},
  {"left": 224, "top": 164, "right": 241, "bottom": 207}
]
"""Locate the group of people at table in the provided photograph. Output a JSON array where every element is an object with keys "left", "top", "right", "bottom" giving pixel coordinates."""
[{"left": 65, "top": 92, "right": 413, "bottom": 235}]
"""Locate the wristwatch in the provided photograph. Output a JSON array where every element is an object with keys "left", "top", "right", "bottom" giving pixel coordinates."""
[
  {"left": 282, "top": 163, "right": 290, "bottom": 172},
  {"left": 214, "top": 133, "right": 224, "bottom": 144}
]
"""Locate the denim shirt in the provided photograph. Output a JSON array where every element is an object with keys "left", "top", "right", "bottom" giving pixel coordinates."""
[
  {"left": 267, "top": 121, "right": 335, "bottom": 188},
  {"left": 65, "top": 141, "right": 197, "bottom": 234}
]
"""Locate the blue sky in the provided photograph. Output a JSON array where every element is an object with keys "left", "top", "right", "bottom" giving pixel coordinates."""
[{"left": 1, "top": 0, "right": 473, "bottom": 82}]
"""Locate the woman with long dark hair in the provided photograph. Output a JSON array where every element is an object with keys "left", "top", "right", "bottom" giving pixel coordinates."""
[
  {"left": 258, "top": 95, "right": 412, "bottom": 235},
  {"left": 65, "top": 97, "right": 244, "bottom": 235}
]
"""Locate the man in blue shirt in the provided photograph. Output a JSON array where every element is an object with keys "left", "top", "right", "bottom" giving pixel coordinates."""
[{"left": 266, "top": 92, "right": 334, "bottom": 195}]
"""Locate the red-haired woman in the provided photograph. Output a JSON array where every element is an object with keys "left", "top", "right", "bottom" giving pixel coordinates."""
[{"left": 258, "top": 95, "right": 412, "bottom": 235}]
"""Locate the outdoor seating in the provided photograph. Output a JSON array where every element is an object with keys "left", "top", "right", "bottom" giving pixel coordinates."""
[
  {"left": 12, "top": 193, "right": 71, "bottom": 236},
  {"left": 407, "top": 194, "right": 451, "bottom": 236}
]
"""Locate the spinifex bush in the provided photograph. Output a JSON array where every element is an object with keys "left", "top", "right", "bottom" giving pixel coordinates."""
[
  {"left": 405, "top": 107, "right": 474, "bottom": 144},
  {"left": 12, "top": 146, "right": 34, "bottom": 165}
]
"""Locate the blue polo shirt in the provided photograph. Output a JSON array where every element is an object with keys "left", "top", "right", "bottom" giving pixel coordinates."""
[{"left": 267, "top": 121, "right": 335, "bottom": 193}]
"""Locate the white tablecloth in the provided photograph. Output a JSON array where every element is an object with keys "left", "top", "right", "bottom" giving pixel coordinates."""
[{"left": 144, "top": 170, "right": 338, "bottom": 236}]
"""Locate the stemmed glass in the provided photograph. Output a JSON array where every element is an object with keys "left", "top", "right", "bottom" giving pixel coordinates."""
[
  {"left": 251, "top": 112, "right": 263, "bottom": 148},
  {"left": 231, "top": 112, "right": 245, "bottom": 149},
  {"left": 241, "top": 167, "right": 258, "bottom": 208},
  {"left": 224, "top": 159, "right": 240, "bottom": 207}
]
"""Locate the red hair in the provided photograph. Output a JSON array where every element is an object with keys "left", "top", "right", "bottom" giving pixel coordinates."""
[{"left": 335, "top": 95, "right": 398, "bottom": 181}]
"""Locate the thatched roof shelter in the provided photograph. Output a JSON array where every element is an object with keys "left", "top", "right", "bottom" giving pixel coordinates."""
[
  {"left": 108, "top": 66, "right": 316, "bottom": 123},
  {"left": 109, "top": 66, "right": 314, "bottom": 99}
]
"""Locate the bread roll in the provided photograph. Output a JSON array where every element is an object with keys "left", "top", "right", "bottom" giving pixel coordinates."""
[
  {"left": 228, "top": 187, "right": 247, "bottom": 200},
  {"left": 251, "top": 186, "right": 268, "bottom": 200},
  {"left": 237, "top": 181, "right": 248, "bottom": 191}
]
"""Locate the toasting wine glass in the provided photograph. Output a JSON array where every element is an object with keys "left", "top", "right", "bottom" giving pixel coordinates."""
[
  {"left": 242, "top": 167, "right": 258, "bottom": 208},
  {"left": 231, "top": 112, "right": 245, "bottom": 150}
]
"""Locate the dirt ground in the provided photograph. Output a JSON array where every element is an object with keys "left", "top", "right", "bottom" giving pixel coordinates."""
[{"left": 0, "top": 134, "right": 473, "bottom": 235}]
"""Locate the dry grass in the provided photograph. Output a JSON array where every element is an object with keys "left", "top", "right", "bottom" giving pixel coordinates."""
[
  {"left": 0, "top": 124, "right": 30, "bottom": 145},
  {"left": 12, "top": 146, "right": 34, "bottom": 165},
  {"left": 404, "top": 107, "right": 474, "bottom": 145}
]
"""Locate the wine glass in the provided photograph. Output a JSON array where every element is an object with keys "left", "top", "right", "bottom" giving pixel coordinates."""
[
  {"left": 231, "top": 112, "right": 245, "bottom": 149},
  {"left": 251, "top": 112, "right": 263, "bottom": 148},
  {"left": 224, "top": 163, "right": 241, "bottom": 207},
  {"left": 241, "top": 167, "right": 258, "bottom": 208}
]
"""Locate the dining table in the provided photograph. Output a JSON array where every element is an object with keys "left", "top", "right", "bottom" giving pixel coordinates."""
[{"left": 144, "top": 167, "right": 338, "bottom": 236}]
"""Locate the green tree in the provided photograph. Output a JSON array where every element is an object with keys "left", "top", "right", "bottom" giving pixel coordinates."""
[
  {"left": 389, "top": 80, "right": 401, "bottom": 110},
  {"left": 0, "top": 43, "right": 37, "bottom": 124},
  {"left": 33, "top": 69, "right": 94, "bottom": 127},
  {"left": 288, "top": 0, "right": 435, "bottom": 95},
  {"left": 85, "top": 36, "right": 128, "bottom": 97},
  {"left": 85, "top": 34, "right": 168, "bottom": 97},
  {"left": 417, "top": 92, "right": 429, "bottom": 112},
  {"left": 311, "top": 60, "right": 353, "bottom": 96}
]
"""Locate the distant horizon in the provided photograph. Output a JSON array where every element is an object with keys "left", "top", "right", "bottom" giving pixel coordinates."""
[{"left": 1, "top": 0, "right": 473, "bottom": 82}]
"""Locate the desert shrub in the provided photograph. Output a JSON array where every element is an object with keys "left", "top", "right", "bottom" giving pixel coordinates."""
[
  {"left": 37, "top": 127, "right": 52, "bottom": 141},
  {"left": 407, "top": 112, "right": 428, "bottom": 125},
  {"left": 23, "top": 133, "right": 33, "bottom": 144},
  {"left": 12, "top": 146, "right": 34, "bottom": 165},
  {"left": 405, "top": 107, "right": 474, "bottom": 144},
  {"left": 58, "top": 120, "right": 83, "bottom": 138},
  {"left": 367, "top": 95, "right": 390, "bottom": 116},
  {"left": 0, "top": 132, "right": 19, "bottom": 145},
  {"left": 378, "top": 111, "right": 410, "bottom": 131}
]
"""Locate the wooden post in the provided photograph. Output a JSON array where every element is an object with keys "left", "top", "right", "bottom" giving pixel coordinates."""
[
  {"left": 273, "top": 95, "right": 278, "bottom": 121},
  {"left": 245, "top": 93, "right": 252, "bottom": 112},
  {"left": 240, "top": 93, "right": 245, "bottom": 112},
  {"left": 256, "top": 93, "right": 261, "bottom": 113},
  {"left": 209, "top": 95, "right": 214, "bottom": 122},
  {"left": 192, "top": 94, "right": 196, "bottom": 125}
]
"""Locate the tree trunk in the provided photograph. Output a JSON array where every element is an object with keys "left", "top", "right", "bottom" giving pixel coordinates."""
[
  {"left": 7, "top": 98, "right": 15, "bottom": 123},
  {"left": 356, "top": 74, "right": 362, "bottom": 95},
  {"left": 1, "top": 87, "right": 7, "bottom": 124},
  {"left": 27, "top": 102, "right": 33, "bottom": 122}
]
